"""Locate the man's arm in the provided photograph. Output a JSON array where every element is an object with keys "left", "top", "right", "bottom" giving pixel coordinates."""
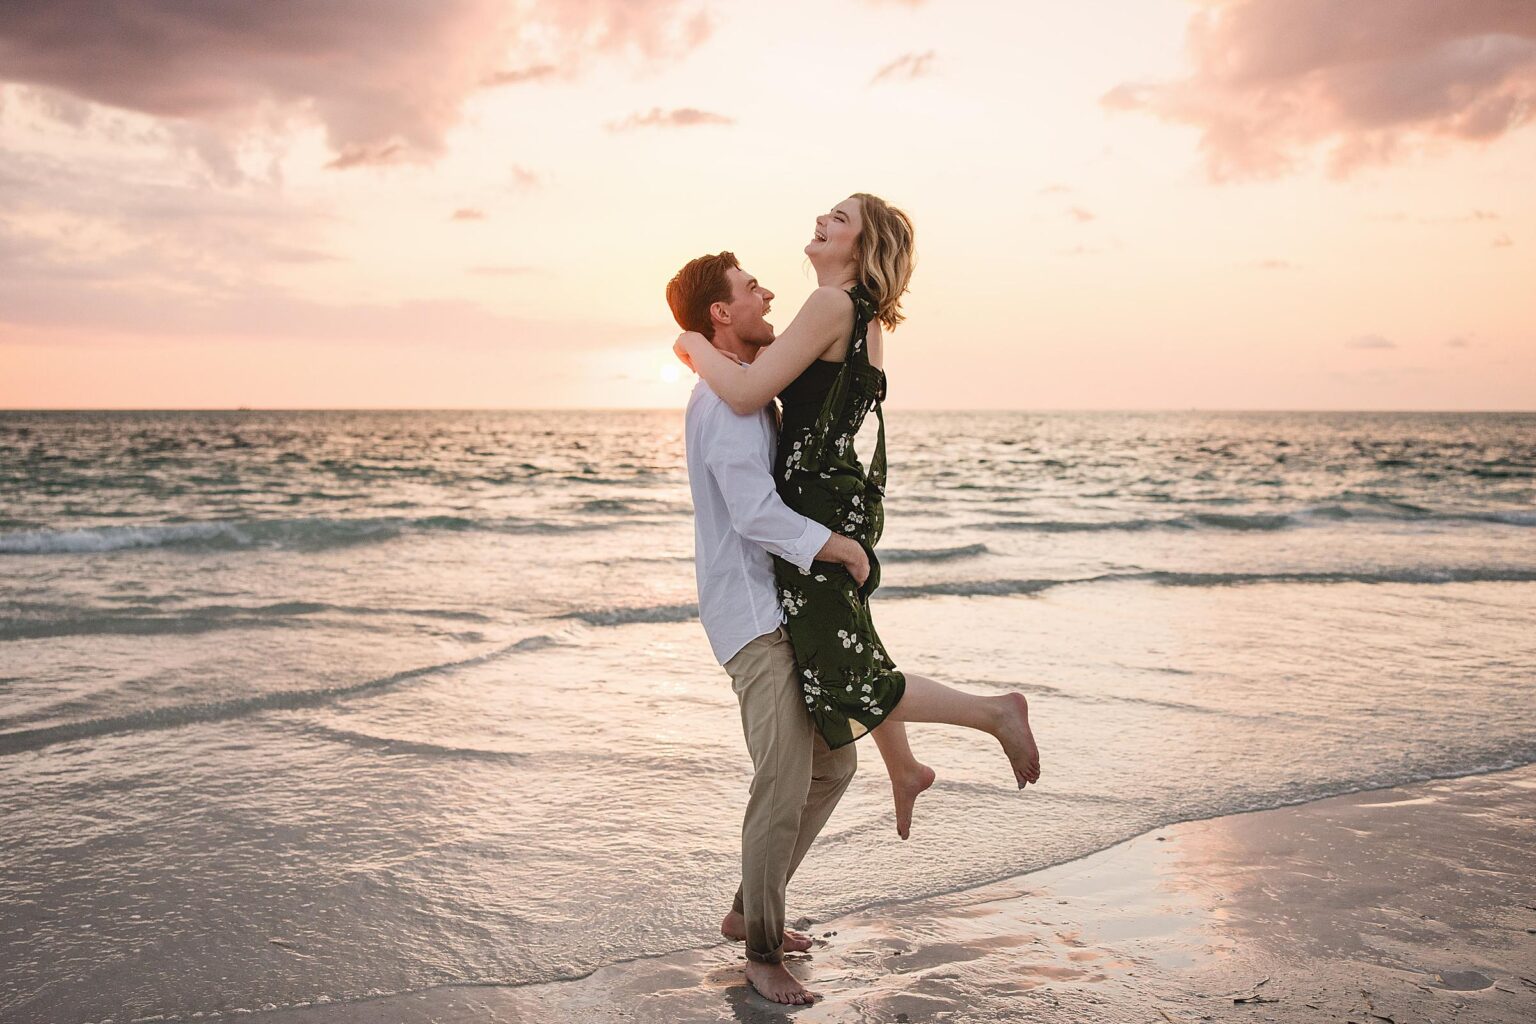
[{"left": 702, "top": 404, "right": 868, "bottom": 584}]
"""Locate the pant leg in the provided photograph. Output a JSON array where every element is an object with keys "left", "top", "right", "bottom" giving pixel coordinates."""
[
  {"left": 785, "top": 728, "right": 857, "bottom": 886},
  {"left": 730, "top": 716, "right": 858, "bottom": 917},
  {"left": 725, "top": 627, "right": 815, "bottom": 964}
]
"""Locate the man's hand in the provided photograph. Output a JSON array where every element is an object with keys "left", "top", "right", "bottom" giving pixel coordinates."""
[
  {"left": 817, "top": 533, "right": 869, "bottom": 587},
  {"left": 673, "top": 332, "right": 705, "bottom": 372}
]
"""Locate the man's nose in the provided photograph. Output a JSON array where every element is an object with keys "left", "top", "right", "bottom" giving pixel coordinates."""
[{"left": 763, "top": 289, "right": 775, "bottom": 300}]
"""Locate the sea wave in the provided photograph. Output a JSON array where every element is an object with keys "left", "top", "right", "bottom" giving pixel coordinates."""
[
  {"left": 879, "top": 566, "right": 1536, "bottom": 599},
  {"left": 0, "top": 600, "right": 494, "bottom": 642},
  {"left": 559, "top": 602, "right": 700, "bottom": 627},
  {"left": 557, "top": 566, "right": 1536, "bottom": 628},
  {"left": 975, "top": 503, "right": 1536, "bottom": 533},
  {"left": 0, "top": 634, "right": 559, "bottom": 757},
  {"left": 0, "top": 515, "right": 606, "bottom": 555},
  {"left": 881, "top": 543, "right": 989, "bottom": 562}
]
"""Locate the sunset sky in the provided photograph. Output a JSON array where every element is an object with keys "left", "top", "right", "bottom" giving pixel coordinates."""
[{"left": 2, "top": 0, "right": 1533, "bottom": 410}]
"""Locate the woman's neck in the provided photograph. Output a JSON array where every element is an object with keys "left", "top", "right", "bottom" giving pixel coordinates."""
[{"left": 812, "top": 257, "right": 857, "bottom": 291}]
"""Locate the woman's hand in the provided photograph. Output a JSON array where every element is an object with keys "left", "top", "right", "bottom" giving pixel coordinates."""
[{"left": 673, "top": 332, "right": 706, "bottom": 372}]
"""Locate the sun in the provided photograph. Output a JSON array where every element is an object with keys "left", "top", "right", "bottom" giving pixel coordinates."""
[{"left": 658, "top": 363, "right": 683, "bottom": 384}]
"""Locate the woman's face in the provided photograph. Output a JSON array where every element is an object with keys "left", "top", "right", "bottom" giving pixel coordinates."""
[{"left": 805, "top": 197, "right": 863, "bottom": 266}]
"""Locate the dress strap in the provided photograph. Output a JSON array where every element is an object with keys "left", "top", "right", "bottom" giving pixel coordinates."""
[
  {"left": 848, "top": 286, "right": 888, "bottom": 497},
  {"left": 846, "top": 286, "right": 875, "bottom": 369}
]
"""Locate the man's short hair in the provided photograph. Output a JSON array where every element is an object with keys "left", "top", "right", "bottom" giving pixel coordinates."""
[{"left": 666, "top": 251, "right": 739, "bottom": 340}]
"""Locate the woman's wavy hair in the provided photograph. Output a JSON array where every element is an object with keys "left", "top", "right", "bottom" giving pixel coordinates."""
[{"left": 850, "top": 193, "right": 915, "bottom": 330}]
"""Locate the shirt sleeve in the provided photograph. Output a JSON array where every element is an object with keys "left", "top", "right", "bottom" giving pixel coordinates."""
[{"left": 701, "top": 403, "right": 832, "bottom": 570}]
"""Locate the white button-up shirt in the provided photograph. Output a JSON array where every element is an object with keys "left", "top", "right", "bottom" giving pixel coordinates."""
[{"left": 685, "top": 378, "right": 831, "bottom": 664}]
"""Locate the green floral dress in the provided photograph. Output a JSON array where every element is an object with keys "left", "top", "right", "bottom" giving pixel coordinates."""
[{"left": 773, "top": 284, "right": 905, "bottom": 748}]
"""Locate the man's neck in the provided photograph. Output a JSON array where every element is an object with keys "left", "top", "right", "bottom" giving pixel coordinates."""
[{"left": 710, "top": 332, "right": 759, "bottom": 365}]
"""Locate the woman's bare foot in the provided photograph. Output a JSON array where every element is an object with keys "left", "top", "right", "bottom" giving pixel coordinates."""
[
  {"left": 993, "top": 692, "right": 1041, "bottom": 787},
  {"left": 720, "top": 910, "right": 813, "bottom": 953},
  {"left": 744, "top": 961, "right": 819, "bottom": 1005},
  {"left": 890, "top": 763, "right": 936, "bottom": 840}
]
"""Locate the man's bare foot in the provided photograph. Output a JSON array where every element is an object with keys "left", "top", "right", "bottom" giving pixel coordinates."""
[
  {"left": 993, "top": 692, "right": 1041, "bottom": 787},
  {"left": 891, "top": 763, "right": 936, "bottom": 840},
  {"left": 745, "top": 960, "right": 819, "bottom": 1005},
  {"left": 720, "top": 911, "right": 813, "bottom": 953}
]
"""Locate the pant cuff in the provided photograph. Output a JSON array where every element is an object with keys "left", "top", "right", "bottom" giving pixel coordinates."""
[{"left": 745, "top": 944, "right": 784, "bottom": 965}]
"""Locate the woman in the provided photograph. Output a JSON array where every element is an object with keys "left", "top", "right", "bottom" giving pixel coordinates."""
[{"left": 675, "top": 194, "right": 1040, "bottom": 839}]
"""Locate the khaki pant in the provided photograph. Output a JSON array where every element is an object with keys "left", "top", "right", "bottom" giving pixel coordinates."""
[{"left": 725, "top": 626, "right": 857, "bottom": 963}]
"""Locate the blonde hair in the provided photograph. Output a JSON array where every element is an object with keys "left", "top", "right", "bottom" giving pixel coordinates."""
[{"left": 850, "top": 192, "right": 915, "bottom": 330}]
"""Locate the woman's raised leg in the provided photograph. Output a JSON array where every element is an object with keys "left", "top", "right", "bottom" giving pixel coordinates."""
[
  {"left": 888, "top": 673, "right": 1040, "bottom": 787},
  {"left": 869, "top": 721, "right": 935, "bottom": 840}
]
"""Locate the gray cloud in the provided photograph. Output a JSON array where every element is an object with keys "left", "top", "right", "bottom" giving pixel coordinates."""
[
  {"left": 0, "top": 146, "right": 352, "bottom": 331},
  {"left": 1103, "top": 0, "right": 1536, "bottom": 180},
  {"left": 0, "top": 1, "right": 713, "bottom": 169},
  {"left": 1346, "top": 334, "right": 1397, "bottom": 349},
  {"left": 871, "top": 51, "right": 936, "bottom": 84}
]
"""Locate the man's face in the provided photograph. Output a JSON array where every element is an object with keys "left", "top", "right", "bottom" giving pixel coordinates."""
[{"left": 720, "top": 267, "right": 775, "bottom": 347}]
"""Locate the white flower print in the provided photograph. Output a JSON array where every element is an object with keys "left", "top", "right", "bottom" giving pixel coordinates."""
[{"left": 780, "top": 588, "right": 807, "bottom": 616}]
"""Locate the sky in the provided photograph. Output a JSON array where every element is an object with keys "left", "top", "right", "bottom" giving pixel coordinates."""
[{"left": 1, "top": 0, "right": 1533, "bottom": 410}]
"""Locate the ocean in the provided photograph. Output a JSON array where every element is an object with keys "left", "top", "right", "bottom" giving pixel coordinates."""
[{"left": 2, "top": 409, "right": 1533, "bottom": 1023}]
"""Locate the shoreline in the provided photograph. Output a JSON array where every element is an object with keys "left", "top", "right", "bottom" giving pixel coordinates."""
[{"left": 235, "top": 763, "right": 1536, "bottom": 1023}]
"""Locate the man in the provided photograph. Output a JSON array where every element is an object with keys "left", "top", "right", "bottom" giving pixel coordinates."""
[{"left": 668, "top": 251, "right": 869, "bottom": 1006}]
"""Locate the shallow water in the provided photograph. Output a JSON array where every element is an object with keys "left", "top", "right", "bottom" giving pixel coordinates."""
[{"left": 2, "top": 410, "right": 1534, "bottom": 1022}]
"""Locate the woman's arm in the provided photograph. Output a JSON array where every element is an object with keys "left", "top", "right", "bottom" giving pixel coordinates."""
[{"left": 675, "top": 287, "right": 854, "bottom": 415}]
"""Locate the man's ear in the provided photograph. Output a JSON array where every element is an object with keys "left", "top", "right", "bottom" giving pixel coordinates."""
[{"left": 709, "top": 301, "right": 731, "bottom": 328}]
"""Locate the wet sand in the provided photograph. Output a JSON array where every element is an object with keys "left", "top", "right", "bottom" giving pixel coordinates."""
[{"left": 248, "top": 765, "right": 1536, "bottom": 1023}]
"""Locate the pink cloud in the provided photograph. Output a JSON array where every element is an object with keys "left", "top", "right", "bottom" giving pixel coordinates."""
[
  {"left": 0, "top": 1, "right": 712, "bottom": 169},
  {"left": 510, "top": 164, "right": 542, "bottom": 190},
  {"left": 451, "top": 208, "right": 487, "bottom": 222},
  {"left": 483, "top": 64, "right": 560, "bottom": 87},
  {"left": 606, "top": 107, "right": 734, "bottom": 132},
  {"left": 1103, "top": 0, "right": 1536, "bottom": 180}
]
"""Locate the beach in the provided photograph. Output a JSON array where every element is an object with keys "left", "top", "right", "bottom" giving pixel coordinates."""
[
  {"left": 240, "top": 765, "right": 1536, "bottom": 1023},
  {"left": 3, "top": 410, "right": 1534, "bottom": 1023}
]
